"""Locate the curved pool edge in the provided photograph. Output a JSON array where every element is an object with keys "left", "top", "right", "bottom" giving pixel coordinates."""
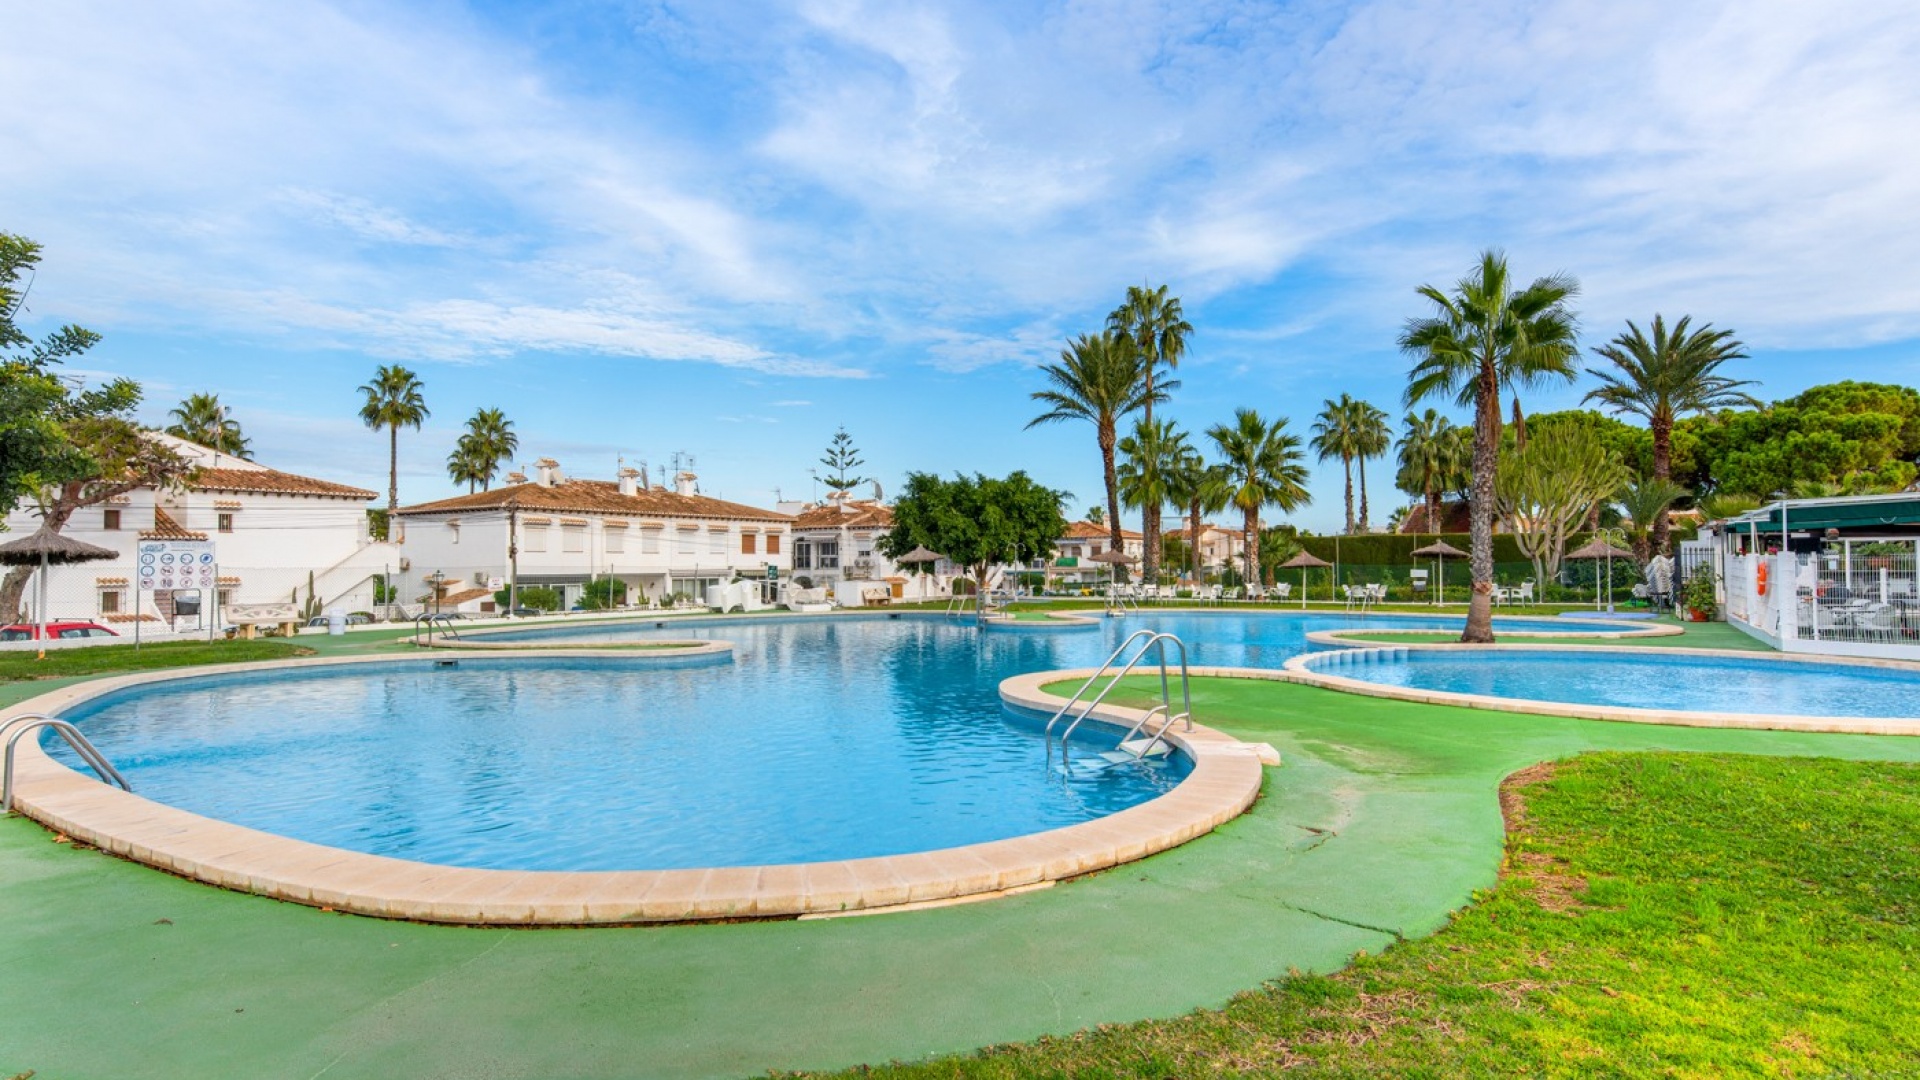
[
  {"left": 1283, "top": 644, "right": 1920, "bottom": 736},
  {"left": 4, "top": 652, "right": 1267, "bottom": 926},
  {"left": 1302, "top": 620, "right": 1683, "bottom": 648}
]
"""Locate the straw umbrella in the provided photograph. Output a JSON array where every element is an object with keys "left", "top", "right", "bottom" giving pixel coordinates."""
[
  {"left": 0, "top": 527, "right": 120, "bottom": 660},
  {"left": 1277, "top": 550, "right": 1331, "bottom": 609},
  {"left": 1410, "top": 539, "right": 1468, "bottom": 607},
  {"left": 1088, "top": 547, "right": 1137, "bottom": 601},
  {"left": 1567, "top": 535, "right": 1636, "bottom": 611},
  {"left": 897, "top": 545, "right": 947, "bottom": 601}
]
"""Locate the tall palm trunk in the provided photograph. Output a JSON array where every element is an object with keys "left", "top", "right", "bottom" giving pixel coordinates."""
[
  {"left": 1650, "top": 414, "right": 1673, "bottom": 556},
  {"left": 1357, "top": 456, "right": 1371, "bottom": 533},
  {"left": 1424, "top": 469, "right": 1442, "bottom": 536},
  {"left": 1342, "top": 457, "right": 1355, "bottom": 533},
  {"left": 1243, "top": 507, "right": 1259, "bottom": 591},
  {"left": 1142, "top": 504, "right": 1161, "bottom": 585},
  {"left": 1100, "top": 423, "right": 1123, "bottom": 575},
  {"left": 1189, "top": 500, "right": 1204, "bottom": 584},
  {"left": 387, "top": 423, "right": 400, "bottom": 514},
  {"left": 1463, "top": 363, "right": 1500, "bottom": 643}
]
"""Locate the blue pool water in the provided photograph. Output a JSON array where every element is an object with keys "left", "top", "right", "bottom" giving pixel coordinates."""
[
  {"left": 1315, "top": 649, "right": 1920, "bottom": 719},
  {"left": 51, "top": 611, "right": 1573, "bottom": 871}
]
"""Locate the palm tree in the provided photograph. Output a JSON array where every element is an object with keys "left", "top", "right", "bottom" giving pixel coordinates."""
[
  {"left": 446, "top": 435, "right": 490, "bottom": 494},
  {"left": 1107, "top": 285, "right": 1191, "bottom": 570},
  {"left": 1206, "top": 408, "right": 1311, "bottom": 590},
  {"left": 357, "top": 364, "right": 430, "bottom": 514},
  {"left": 1352, "top": 399, "right": 1390, "bottom": 532},
  {"left": 1116, "top": 418, "right": 1189, "bottom": 585},
  {"left": 1107, "top": 284, "right": 1192, "bottom": 428},
  {"left": 1310, "top": 397, "right": 1361, "bottom": 534},
  {"left": 1584, "top": 315, "right": 1755, "bottom": 557},
  {"left": 1395, "top": 409, "right": 1463, "bottom": 533},
  {"left": 1617, "top": 476, "right": 1688, "bottom": 563},
  {"left": 1401, "top": 250, "right": 1581, "bottom": 643},
  {"left": 1169, "top": 451, "right": 1231, "bottom": 585},
  {"left": 165, "top": 392, "right": 252, "bottom": 459},
  {"left": 462, "top": 407, "right": 519, "bottom": 490},
  {"left": 1028, "top": 330, "right": 1161, "bottom": 557}
]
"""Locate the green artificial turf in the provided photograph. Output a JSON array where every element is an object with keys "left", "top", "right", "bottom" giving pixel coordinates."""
[
  {"left": 0, "top": 638, "right": 313, "bottom": 683},
  {"left": 798, "top": 751, "right": 1920, "bottom": 1078}
]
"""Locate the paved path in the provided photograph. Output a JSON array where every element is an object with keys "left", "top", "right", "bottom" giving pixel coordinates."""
[{"left": 6, "top": 664, "right": 1919, "bottom": 1079}]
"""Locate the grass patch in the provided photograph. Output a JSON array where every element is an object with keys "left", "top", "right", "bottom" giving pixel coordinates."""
[
  {"left": 798, "top": 752, "right": 1920, "bottom": 1078},
  {"left": 0, "top": 639, "right": 313, "bottom": 682}
]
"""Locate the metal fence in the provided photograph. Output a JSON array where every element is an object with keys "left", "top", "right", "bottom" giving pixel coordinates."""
[{"left": 1726, "top": 547, "right": 1920, "bottom": 650}]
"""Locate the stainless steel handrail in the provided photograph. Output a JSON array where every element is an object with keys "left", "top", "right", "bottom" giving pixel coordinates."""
[
  {"left": 412, "top": 612, "right": 460, "bottom": 645},
  {"left": 2, "top": 714, "right": 133, "bottom": 813},
  {"left": 1044, "top": 629, "right": 1159, "bottom": 737},
  {"left": 1051, "top": 631, "right": 1194, "bottom": 769}
]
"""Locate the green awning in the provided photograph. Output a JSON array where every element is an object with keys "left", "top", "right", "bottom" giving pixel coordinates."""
[
  {"left": 1737, "top": 496, "right": 1920, "bottom": 532},
  {"left": 1053, "top": 557, "right": 1080, "bottom": 567}
]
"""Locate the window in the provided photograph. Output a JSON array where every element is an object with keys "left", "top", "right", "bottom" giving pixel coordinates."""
[
  {"left": 447, "top": 522, "right": 460, "bottom": 546},
  {"left": 709, "top": 529, "right": 727, "bottom": 554},
  {"left": 606, "top": 526, "right": 625, "bottom": 554},
  {"left": 818, "top": 540, "right": 840, "bottom": 569},
  {"left": 217, "top": 512, "right": 235, "bottom": 533},
  {"left": 766, "top": 533, "right": 781, "bottom": 555},
  {"left": 103, "top": 509, "right": 121, "bottom": 531},
  {"left": 641, "top": 529, "right": 661, "bottom": 555},
  {"left": 562, "top": 524, "right": 586, "bottom": 554},
  {"left": 793, "top": 539, "right": 812, "bottom": 570},
  {"left": 741, "top": 533, "right": 757, "bottom": 555},
  {"left": 525, "top": 524, "right": 548, "bottom": 553},
  {"left": 675, "top": 529, "right": 696, "bottom": 555},
  {"left": 99, "top": 590, "right": 122, "bottom": 614}
]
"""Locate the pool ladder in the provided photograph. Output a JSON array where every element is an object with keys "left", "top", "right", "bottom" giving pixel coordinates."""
[
  {"left": 412, "top": 612, "right": 462, "bottom": 646},
  {"left": 1043, "top": 630, "right": 1192, "bottom": 770},
  {"left": 2, "top": 713, "right": 133, "bottom": 813}
]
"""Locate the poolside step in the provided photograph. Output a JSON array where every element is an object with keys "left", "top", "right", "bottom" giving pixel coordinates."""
[{"left": 1112, "top": 738, "right": 1174, "bottom": 760}]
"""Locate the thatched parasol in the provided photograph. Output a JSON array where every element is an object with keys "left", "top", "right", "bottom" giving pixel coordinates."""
[
  {"left": 1567, "top": 536, "right": 1636, "bottom": 611},
  {"left": 0, "top": 527, "right": 120, "bottom": 659},
  {"left": 1278, "top": 550, "right": 1331, "bottom": 607},
  {"left": 1410, "top": 540, "right": 1468, "bottom": 606},
  {"left": 897, "top": 545, "right": 947, "bottom": 567},
  {"left": 1086, "top": 547, "right": 1137, "bottom": 591}
]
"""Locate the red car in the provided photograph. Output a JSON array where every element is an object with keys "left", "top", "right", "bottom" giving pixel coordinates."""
[{"left": 0, "top": 621, "right": 121, "bottom": 642}]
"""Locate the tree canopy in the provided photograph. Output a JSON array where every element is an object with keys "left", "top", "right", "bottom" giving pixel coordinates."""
[{"left": 878, "top": 471, "right": 1068, "bottom": 594}]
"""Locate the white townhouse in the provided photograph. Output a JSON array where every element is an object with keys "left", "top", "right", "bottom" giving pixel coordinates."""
[
  {"left": 3, "top": 434, "right": 397, "bottom": 628},
  {"left": 1167, "top": 522, "right": 1247, "bottom": 578},
  {"left": 393, "top": 459, "right": 792, "bottom": 611},
  {"left": 1047, "top": 521, "right": 1145, "bottom": 588},
  {"left": 783, "top": 493, "right": 955, "bottom": 603}
]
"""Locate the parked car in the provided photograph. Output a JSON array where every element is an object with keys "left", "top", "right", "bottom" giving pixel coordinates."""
[{"left": 1, "top": 621, "right": 120, "bottom": 641}]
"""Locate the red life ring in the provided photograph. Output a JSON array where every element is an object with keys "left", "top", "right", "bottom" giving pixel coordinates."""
[{"left": 1756, "top": 562, "right": 1769, "bottom": 595}]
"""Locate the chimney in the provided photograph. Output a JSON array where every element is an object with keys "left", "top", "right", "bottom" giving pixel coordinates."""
[
  {"left": 674, "top": 471, "right": 698, "bottom": 497},
  {"left": 533, "top": 458, "right": 560, "bottom": 488},
  {"left": 618, "top": 466, "right": 641, "bottom": 497},
  {"left": 505, "top": 470, "right": 527, "bottom": 485}
]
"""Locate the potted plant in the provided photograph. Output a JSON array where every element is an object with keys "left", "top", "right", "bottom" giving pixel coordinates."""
[{"left": 1682, "top": 565, "right": 1718, "bottom": 622}]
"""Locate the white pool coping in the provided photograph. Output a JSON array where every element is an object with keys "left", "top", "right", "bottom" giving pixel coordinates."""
[
  {"left": 4, "top": 651, "right": 1265, "bottom": 925},
  {"left": 1284, "top": 643, "right": 1920, "bottom": 735}
]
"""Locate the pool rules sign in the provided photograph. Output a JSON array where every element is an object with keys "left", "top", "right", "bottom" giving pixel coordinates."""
[{"left": 137, "top": 539, "right": 217, "bottom": 595}]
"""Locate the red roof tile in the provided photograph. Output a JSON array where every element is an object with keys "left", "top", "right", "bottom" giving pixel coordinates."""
[
  {"left": 395, "top": 479, "right": 791, "bottom": 523},
  {"left": 191, "top": 467, "right": 376, "bottom": 500},
  {"left": 791, "top": 500, "right": 894, "bottom": 530},
  {"left": 140, "top": 507, "right": 208, "bottom": 541}
]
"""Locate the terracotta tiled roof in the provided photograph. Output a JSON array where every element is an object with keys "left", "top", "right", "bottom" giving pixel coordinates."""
[
  {"left": 190, "top": 467, "right": 376, "bottom": 500},
  {"left": 394, "top": 479, "right": 792, "bottom": 523},
  {"left": 1062, "top": 521, "right": 1142, "bottom": 541},
  {"left": 790, "top": 500, "right": 894, "bottom": 531},
  {"left": 438, "top": 587, "right": 494, "bottom": 606},
  {"left": 102, "top": 613, "right": 162, "bottom": 624},
  {"left": 140, "top": 507, "right": 208, "bottom": 541}
]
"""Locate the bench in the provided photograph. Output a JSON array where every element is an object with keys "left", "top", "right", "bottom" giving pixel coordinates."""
[{"left": 223, "top": 603, "right": 303, "bottom": 639}]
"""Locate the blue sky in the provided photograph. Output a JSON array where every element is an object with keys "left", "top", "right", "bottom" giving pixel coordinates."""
[{"left": 4, "top": 0, "right": 1917, "bottom": 532}]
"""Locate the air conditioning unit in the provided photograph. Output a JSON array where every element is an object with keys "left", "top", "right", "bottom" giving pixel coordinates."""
[
  {"left": 398, "top": 557, "right": 411, "bottom": 571},
  {"left": 474, "top": 572, "right": 488, "bottom": 586}
]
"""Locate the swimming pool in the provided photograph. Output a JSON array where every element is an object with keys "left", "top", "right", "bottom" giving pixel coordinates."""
[
  {"left": 1295, "top": 647, "right": 1920, "bottom": 722},
  {"left": 46, "top": 611, "right": 1568, "bottom": 875}
]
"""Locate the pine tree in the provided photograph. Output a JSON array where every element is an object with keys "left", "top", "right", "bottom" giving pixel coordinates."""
[{"left": 820, "top": 427, "right": 866, "bottom": 493}]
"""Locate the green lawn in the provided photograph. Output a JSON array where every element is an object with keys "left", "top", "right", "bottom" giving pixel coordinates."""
[
  {"left": 0, "top": 639, "right": 314, "bottom": 684},
  {"left": 1330, "top": 620, "right": 1776, "bottom": 652},
  {"left": 801, "top": 751, "right": 1920, "bottom": 1078}
]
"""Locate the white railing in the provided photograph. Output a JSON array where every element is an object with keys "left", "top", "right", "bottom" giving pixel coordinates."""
[{"left": 1728, "top": 548, "right": 1919, "bottom": 657}]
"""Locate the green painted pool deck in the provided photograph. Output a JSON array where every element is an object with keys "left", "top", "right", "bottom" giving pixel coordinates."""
[
  {"left": 1331, "top": 617, "right": 1776, "bottom": 651},
  {"left": 8, "top": 643, "right": 1920, "bottom": 1079}
]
